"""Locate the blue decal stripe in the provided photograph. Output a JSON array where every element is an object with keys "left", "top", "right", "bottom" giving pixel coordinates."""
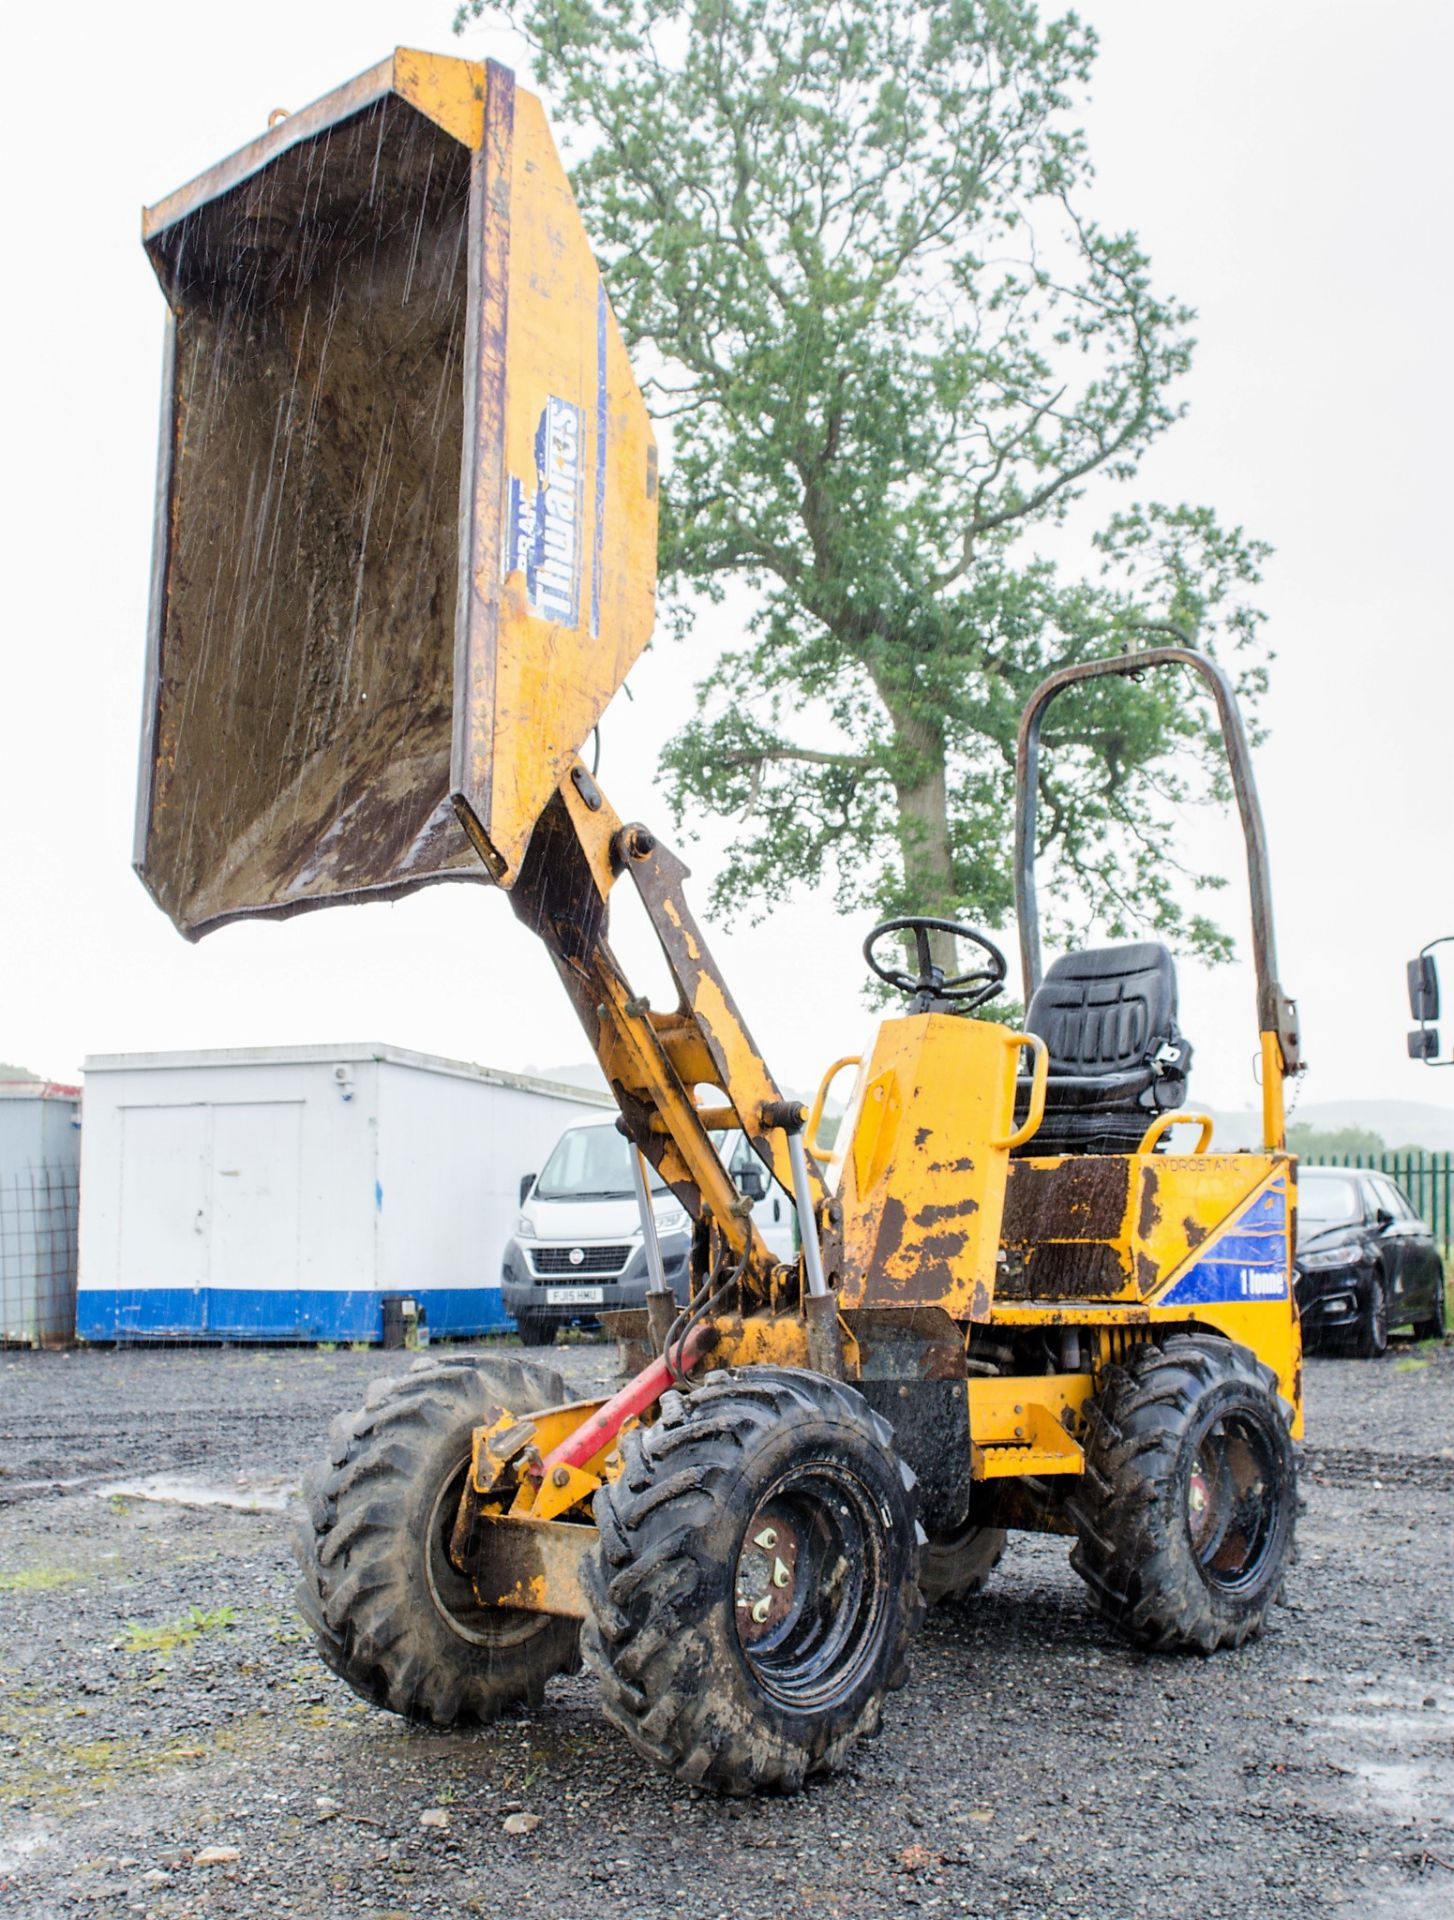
[{"left": 1155, "top": 1178, "right": 1290, "bottom": 1307}]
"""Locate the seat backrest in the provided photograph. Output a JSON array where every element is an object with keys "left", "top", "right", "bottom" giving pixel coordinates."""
[{"left": 1027, "top": 943, "right": 1178, "bottom": 1077}]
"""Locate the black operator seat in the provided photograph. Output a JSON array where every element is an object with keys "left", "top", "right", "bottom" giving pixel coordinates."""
[{"left": 1013, "top": 942, "right": 1193, "bottom": 1154}]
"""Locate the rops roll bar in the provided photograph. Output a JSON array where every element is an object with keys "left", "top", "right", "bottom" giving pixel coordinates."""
[{"left": 1013, "top": 646, "right": 1301, "bottom": 1152}]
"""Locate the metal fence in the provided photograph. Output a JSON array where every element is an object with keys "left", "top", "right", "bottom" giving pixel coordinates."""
[
  {"left": 1314, "top": 1151, "right": 1453, "bottom": 1260},
  {"left": 0, "top": 1165, "right": 79, "bottom": 1346}
]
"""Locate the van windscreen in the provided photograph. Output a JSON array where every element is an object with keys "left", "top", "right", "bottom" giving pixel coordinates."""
[{"left": 534, "top": 1127, "right": 668, "bottom": 1200}]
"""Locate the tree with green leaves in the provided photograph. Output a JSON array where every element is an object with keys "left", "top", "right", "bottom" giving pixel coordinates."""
[{"left": 460, "top": 0, "right": 1269, "bottom": 967}]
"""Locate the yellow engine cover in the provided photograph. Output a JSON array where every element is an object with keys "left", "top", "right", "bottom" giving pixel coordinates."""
[{"left": 832, "top": 1014, "right": 1028, "bottom": 1320}]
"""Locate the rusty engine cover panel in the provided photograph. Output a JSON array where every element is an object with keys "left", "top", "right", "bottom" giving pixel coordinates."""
[{"left": 997, "top": 1156, "right": 1136, "bottom": 1299}]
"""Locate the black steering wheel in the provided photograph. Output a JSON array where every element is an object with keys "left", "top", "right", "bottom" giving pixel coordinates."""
[{"left": 863, "top": 916, "right": 1008, "bottom": 1014}]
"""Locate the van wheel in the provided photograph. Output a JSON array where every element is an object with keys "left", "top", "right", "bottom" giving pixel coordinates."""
[{"left": 517, "top": 1315, "right": 558, "bottom": 1348}]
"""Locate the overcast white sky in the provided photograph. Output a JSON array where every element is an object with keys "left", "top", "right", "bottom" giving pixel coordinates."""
[{"left": 2, "top": 1, "right": 1450, "bottom": 1125}]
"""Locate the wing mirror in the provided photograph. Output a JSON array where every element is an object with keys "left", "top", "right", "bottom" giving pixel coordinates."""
[
  {"left": 519, "top": 1172, "right": 536, "bottom": 1205},
  {"left": 729, "top": 1152, "right": 764, "bottom": 1198},
  {"left": 1408, "top": 954, "right": 1440, "bottom": 1021},
  {"left": 1406, "top": 951, "right": 1445, "bottom": 1064}
]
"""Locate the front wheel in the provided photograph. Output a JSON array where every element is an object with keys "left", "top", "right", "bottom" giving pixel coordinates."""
[
  {"left": 1068, "top": 1333, "right": 1297, "bottom": 1653},
  {"left": 293, "top": 1354, "right": 581, "bottom": 1725},
  {"left": 581, "top": 1368, "right": 925, "bottom": 1793},
  {"left": 516, "top": 1313, "right": 558, "bottom": 1348},
  {"left": 1353, "top": 1273, "right": 1388, "bottom": 1359}
]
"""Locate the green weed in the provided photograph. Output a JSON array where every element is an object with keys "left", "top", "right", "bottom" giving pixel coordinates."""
[
  {"left": 0, "top": 1566, "right": 82, "bottom": 1593},
  {"left": 124, "top": 1604, "right": 237, "bottom": 1654}
]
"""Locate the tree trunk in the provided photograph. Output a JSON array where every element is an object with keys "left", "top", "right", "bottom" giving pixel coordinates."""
[{"left": 877, "top": 688, "right": 959, "bottom": 976}]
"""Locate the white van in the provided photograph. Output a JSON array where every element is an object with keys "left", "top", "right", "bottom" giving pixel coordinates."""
[{"left": 502, "top": 1121, "right": 796, "bottom": 1346}]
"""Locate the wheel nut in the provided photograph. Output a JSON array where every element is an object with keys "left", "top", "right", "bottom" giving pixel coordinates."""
[
  {"left": 751, "top": 1596, "right": 772, "bottom": 1624},
  {"left": 754, "top": 1527, "right": 778, "bottom": 1550},
  {"left": 551, "top": 1466, "right": 571, "bottom": 1488}
]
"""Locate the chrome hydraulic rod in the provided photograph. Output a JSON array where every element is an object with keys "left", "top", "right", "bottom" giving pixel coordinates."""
[
  {"left": 786, "top": 1128, "right": 829, "bottom": 1299},
  {"left": 629, "top": 1146, "right": 669, "bottom": 1294}
]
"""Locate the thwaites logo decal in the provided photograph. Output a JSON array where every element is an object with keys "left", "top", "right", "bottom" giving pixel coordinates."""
[
  {"left": 1157, "top": 1180, "right": 1290, "bottom": 1307},
  {"left": 507, "top": 396, "right": 586, "bottom": 627}
]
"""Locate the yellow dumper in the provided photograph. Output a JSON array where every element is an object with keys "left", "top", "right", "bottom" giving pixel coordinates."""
[{"left": 138, "top": 50, "right": 1305, "bottom": 1793}]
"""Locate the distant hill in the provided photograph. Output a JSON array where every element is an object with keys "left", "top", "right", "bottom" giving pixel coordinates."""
[
  {"left": 1208, "top": 1099, "right": 1454, "bottom": 1153},
  {"left": 538, "top": 1065, "right": 1452, "bottom": 1153},
  {"left": 0, "top": 1062, "right": 39, "bottom": 1082}
]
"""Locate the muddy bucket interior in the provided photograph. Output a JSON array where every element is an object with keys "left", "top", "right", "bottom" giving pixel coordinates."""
[{"left": 137, "top": 52, "right": 657, "bottom": 939}]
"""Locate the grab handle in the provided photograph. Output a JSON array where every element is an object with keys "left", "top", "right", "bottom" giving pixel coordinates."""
[
  {"left": 992, "top": 1031, "right": 1049, "bottom": 1150},
  {"left": 1137, "top": 1110, "right": 1215, "bottom": 1155},
  {"left": 805, "top": 1055, "right": 862, "bottom": 1166}
]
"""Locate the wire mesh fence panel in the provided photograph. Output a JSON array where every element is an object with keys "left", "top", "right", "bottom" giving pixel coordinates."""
[{"left": 0, "top": 1165, "right": 79, "bottom": 1345}]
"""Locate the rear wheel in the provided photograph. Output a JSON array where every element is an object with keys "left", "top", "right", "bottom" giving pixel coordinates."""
[
  {"left": 581, "top": 1368, "right": 924, "bottom": 1793},
  {"left": 294, "top": 1354, "right": 580, "bottom": 1725},
  {"left": 1068, "top": 1333, "right": 1296, "bottom": 1653},
  {"left": 1411, "top": 1268, "right": 1447, "bottom": 1342},
  {"left": 919, "top": 1522, "right": 1006, "bottom": 1606},
  {"left": 1353, "top": 1273, "right": 1389, "bottom": 1359}
]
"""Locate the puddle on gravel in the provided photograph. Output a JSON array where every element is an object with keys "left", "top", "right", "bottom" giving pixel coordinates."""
[
  {"left": 1311, "top": 1685, "right": 1454, "bottom": 1825},
  {"left": 0, "top": 1829, "right": 49, "bottom": 1875},
  {"left": 93, "top": 1472, "right": 297, "bottom": 1514}
]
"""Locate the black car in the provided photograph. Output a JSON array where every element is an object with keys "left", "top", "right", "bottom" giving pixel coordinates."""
[{"left": 1294, "top": 1165, "right": 1447, "bottom": 1356}]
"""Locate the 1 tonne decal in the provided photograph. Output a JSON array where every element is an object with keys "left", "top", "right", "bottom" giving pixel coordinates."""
[{"left": 1156, "top": 1179, "right": 1290, "bottom": 1306}]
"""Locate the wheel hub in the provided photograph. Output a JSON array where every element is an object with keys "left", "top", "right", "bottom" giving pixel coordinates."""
[{"left": 734, "top": 1505, "right": 801, "bottom": 1645}]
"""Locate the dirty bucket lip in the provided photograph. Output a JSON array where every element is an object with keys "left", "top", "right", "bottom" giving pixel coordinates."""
[
  {"left": 142, "top": 55, "right": 402, "bottom": 244},
  {"left": 142, "top": 44, "right": 499, "bottom": 247}
]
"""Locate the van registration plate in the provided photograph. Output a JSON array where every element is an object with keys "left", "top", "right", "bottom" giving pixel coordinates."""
[{"left": 546, "top": 1286, "right": 604, "bottom": 1306}]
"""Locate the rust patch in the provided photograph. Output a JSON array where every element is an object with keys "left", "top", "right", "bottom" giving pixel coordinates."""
[
  {"left": 918, "top": 1231, "right": 968, "bottom": 1261},
  {"left": 875, "top": 1195, "right": 910, "bottom": 1264},
  {"left": 1137, "top": 1167, "right": 1162, "bottom": 1244},
  {"left": 970, "top": 1280, "right": 991, "bottom": 1320},
  {"left": 914, "top": 1198, "right": 980, "bottom": 1227},
  {"left": 914, "top": 1126, "right": 933, "bottom": 1149},
  {"left": 1136, "top": 1250, "right": 1160, "bottom": 1296},
  {"left": 929, "top": 1156, "right": 976, "bottom": 1175},
  {"left": 1182, "top": 1215, "right": 1208, "bottom": 1250}
]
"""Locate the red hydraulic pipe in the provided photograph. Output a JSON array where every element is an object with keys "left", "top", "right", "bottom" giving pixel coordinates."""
[{"left": 541, "top": 1323, "right": 714, "bottom": 1475}]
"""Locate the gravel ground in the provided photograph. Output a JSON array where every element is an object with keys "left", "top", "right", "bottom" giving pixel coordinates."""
[{"left": 2, "top": 1336, "right": 1452, "bottom": 1919}]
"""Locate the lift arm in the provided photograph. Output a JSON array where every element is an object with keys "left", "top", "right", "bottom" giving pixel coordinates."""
[{"left": 505, "top": 763, "right": 822, "bottom": 1303}]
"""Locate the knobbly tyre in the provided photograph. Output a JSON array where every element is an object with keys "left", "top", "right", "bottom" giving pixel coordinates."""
[{"left": 135, "top": 49, "right": 1305, "bottom": 1794}]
